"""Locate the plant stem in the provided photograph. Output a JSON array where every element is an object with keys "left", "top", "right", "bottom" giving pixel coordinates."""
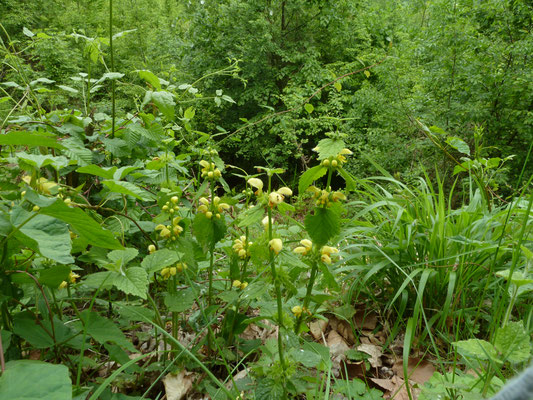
[
  {"left": 295, "top": 260, "right": 319, "bottom": 334},
  {"left": 109, "top": 0, "right": 115, "bottom": 138}
]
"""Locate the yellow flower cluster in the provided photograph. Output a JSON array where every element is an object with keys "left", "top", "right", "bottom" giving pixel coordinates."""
[
  {"left": 162, "top": 196, "right": 180, "bottom": 214},
  {"left": 293, "top": 239, "right": 313, "bottom": 256},
  {"left": 155, "top": 216, "right": 184, "bottom": 241},
  {"left": 268, "top": 187, "right": 292, "bottom": 208},
  {"left": 320, "top": 246, "right": 339, "bottom": 264},
  {"left": 232, "top": 279, "right": 248, "bottom": 290},
  {"left": 22, "top": 175, "right": 57, "bottom": 195},
  {"left": 307, "top": 186, "right": 346, "bottom": 207},
  {"left": 198, "top": 196, "right": 230, "bottom": 219},
  {"left": 58, "top": 271, "right": 80, "bottom": 289},
  {"left": 161, "top": 263, "right": 187, "bottom": 279},
  {"left": 319, "top": 148, "right": 353, "bottom": 168},
  {"left": 199, "top": 160, "right": 222, "bottom": 180},
  {"left": 233, "top": 235, "right": 252, "bottom": 259}
]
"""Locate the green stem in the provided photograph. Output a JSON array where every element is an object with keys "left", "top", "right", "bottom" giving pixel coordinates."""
[
  {"left": 109, "top": 0, "right": 115, "bottom": 138},
  {"left": 267, "top": 175, "right": 286, "bottom": 371},
  {"left": 294, "top": 260, "right": 319, "bottom": 334}
]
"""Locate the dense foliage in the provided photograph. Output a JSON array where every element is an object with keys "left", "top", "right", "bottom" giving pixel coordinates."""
[{"left": 0, "top": 1, "right": 531, "bottom": 399}]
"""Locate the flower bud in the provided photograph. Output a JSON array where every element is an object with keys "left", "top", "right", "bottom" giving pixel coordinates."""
[{"left": 269, "top": 238, "right": 283, "bottom": 254}]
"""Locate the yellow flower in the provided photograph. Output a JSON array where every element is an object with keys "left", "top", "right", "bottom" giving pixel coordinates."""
[
  {"left": 161, "top": 268, "right": 171, "bottom": 279},
  {"left": 292, "top": 305, "right": 303, "bottom": 318},
  {"left": 233, "top": 235, "right": 251, "bottom": 259},
  {"left": 155, "top": 224, "right": 171, "bottom": 238},
  {"left": 247, "top": 178, "right": 264, "bottom": 195},
  {"left": 320, "top": 246, "right": 339, "bottom": 264},
  {"left": 232, "top": 279, "right": 242, "bottom": 288},
  {"left": 240, "top": 281, "right": 248, "bottom": 290},
  {"left": 293, "top": 239, "right": 313, "bottom": 255},
  {"left": 148, "top": 244, "right": 156, "bottom": 253},
  {"left": 331, "top": 191, "right": 346, "bottom": 202},
  {"left": 262, "top": 216, "right": 270, "bottom": 230},
  {"left": 277, "top": 187, "right": 293, "bottom": 197},
  {"left": 269, "top": 238, "right": 283, "bottom": 254},
  {"left": 268, "top": 187, "right": 292, "bottom": 207},
  {"left": 58, "top": 281, "right": 68, "bottom": 290},
  {"left": 171, "top": 196, "right": 179, "bottom": 204},
  {"left": 176, "top": 263, "right": 187, "bottom": 272},
  {"left": 69, "top": 271, "right": 80, "bottom": 284}
]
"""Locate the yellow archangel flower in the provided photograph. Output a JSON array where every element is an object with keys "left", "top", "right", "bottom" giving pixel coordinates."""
[
  {"left": 320, "top": 245, "right": 339, "bottom": 264},
  {"left": 247, "top": 177, "right": 264, "bottom": 195},
  {"left": 199, "top": 160, "right": 222, "bottom": 180},
  {"left": 293, "top": 239, "right": 313, "bottom": 256},
  {"left": 233, "top": 235, "right": 252, "bottom": 259},
  {"left": 22, "top": 175, "right": 58, "bottom": 195},
  {"left": 291, "top": 305, "right": 303, "bottom": 317},
  {"left": 269, "top": 238, "right": 283, "bottom": 254},
  {"left": 268, "top": 187, "right": 292, "bottom": 207},
  {"left": 155, "top": 224, "right": 172, "bottom": 239}
]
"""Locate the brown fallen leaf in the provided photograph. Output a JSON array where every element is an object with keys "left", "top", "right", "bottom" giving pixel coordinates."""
[
  {"left": 163, "top": 370, "right": 196, "bottom": 400},
  {"left": 309, "top": 319, "right": 328, "bottom": 341},
  {"left": 354, "top": 310, "right": 378, "bottom": 330},
  {"left": 383, "top": 375, "right": 420, "bottom": 400},
  {"left": 392, "top": 357, "right": 435, "bottom": 385},
  {"left": 356, "top": 343, "right": 383, "bottom": 368},
  {"left": 327, "top": 330, "right": 350, "bottom": 376}
]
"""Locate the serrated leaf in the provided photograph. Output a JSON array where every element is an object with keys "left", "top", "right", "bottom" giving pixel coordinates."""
[
  {"left": 256, "top": 378, "right": 284, "bottom": 400},
  {"left": 11, "top": 208, "right": 73, "bottom": 264},
  {"left": 127, "top": 123, "right": 164, "bottom": 142},
  {"left": 304, "top": 204, "right": 341, "bottom": 247},
  {"left": 76, "top": 165, "right": 117, "bottom": 179},
  {"left": 108, "top": 247, "right": 138, "bottom": 266},
  {"left": 0, "top": 360, "right": 71, "bottom": 400},
  {"left": 299, "top": 165, "right": 327, "bottom": 193},
  {"left": 164, "top": 288, "right": 196, "bottom": 312},
  {"left": 61, "top": 137, "right": 92, "bottom": 166},
  {"left": 0, "top": 131, "right": 64, "bottom": 149},
  {"left": 237, "top": 204, "right": 264, "bottom": 227},
  {"left": 494, "top": 322, "right": 531, "bottom": 364},
  {"left": 316, "top": 138, "right": 345, "bottom": 160},
  {"left": 151, "top": 91, "right": 175, "bottom": 120},
  {"left": 184, "top": 106, "right": 195, "bottom": 120},
  {"left": 113, "top": 267, "right": 148, "bottom": 299},
  {"left": 496, "top": 269, "right": 533, "bottom": 287},
  {"left": 453, "top": 339, "right": 500, "bottom": 363},
  {"left": 141, "top": 249, "right": 180, "bottom": 274},
  {"left": 102, "top": 180, "right": 155, "bottom": 202},
  {"left": 304, "top": 103, "right": 314, "bottom": 114},
  {"left": 39, "top": 265, "right": 71, "bottom": 288},
  {"left": 193, "top": 213, "right": 227, "bottom": 248},
  {"left": 81, "top": 310, "right": 136, "bottom": 352},
  {"left": 23, "top": 27, "right": 35, "bottom": 37},
  {"left": 138, "top": 70, "right": 161, "bottom": 90},
  {"left": 446, "top": 137, "right": 470, "bottom": 155},
  {"left": 57, "top": 84, "right": 78, "bottom": 94}
]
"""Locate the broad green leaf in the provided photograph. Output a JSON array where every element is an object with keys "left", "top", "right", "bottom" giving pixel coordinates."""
[
  {"left": 76, "top": 165, "right": 117, "bottom": 179},
  {"left": 495, "top": 270, "right": 533, "bottom": 287},
  {"left": 57, "top": 84, "right": 79, "bottom": 94},
  {"left": 184, "top": 106, "right": 195, "bottom": 120},
  {"left": 13, "top": 313, "right": 75, "bottom": 349},
  {"left": 494, "top": 322, "right": 531, "bottom": 364},
  {"left": 61, "top": 137, "right": 92, "bottom": 166},
  {"left": 0, "top": 360, "right": 71, "bottom": 400},
  {"left": 127, "top": 123, "right": 164, "bottom": 142},
  {"left": 11, "top": 208, "right": 73, "bottom": 264},
  {"left": 141, "top": 249, "right": 180, "bottom": 274},
  {"left": 23, "top": 27, "right": 35, "bottom": 37},
  {"left": 151, "top": 91, "right": 175, "bottom": 120},
  {"left": 138, "top": 70, "right": 161, "bottom": 90},
  {"left": 453, "top": 339, "right": 500, "bottom": 363},
  {"left": 102, "top": 180, "right": 155, "bottom": 202},
  {"left": 17, "top": 153, "right": 69, "bottom": 170},
  {"left": 39, "top": 265, "right": 71, "bottom": 288},
  {"left": 36, "top": 198, "right": 122, "bottom": 249},
  {"left": 193, "top": 213, "right": 227, "bottom": 248},
  {"left": 81, "top": 310, "right": 136, "bottom": 352},
  {"left": 298, "top": 165, "right": 327, "bottom": 193},
  {"left": 237, "top": 204, "right": 264, "bottom": 227},
  {"left": 446, "top": 137, "right": 470, "bottom": 156},
  {"left": 113, "top": 267, "right": 148, "bottom": 299},
  {"left": 107, "top": 247, "right": 138, "bottom": 266},
  {"left": 304, "top": 204, "right": 341, "bottom": 247},
  {"left": 304, "top": 103, "right": 314, "bottom": 114},
  {"left": 164, "top": 288, "right": 196, "bottom": 312},
  {"left": 100, "top": 72, "right": 125, "bottom": 81},
  {"left": 30, "top": 77, "right": 55, "bottom": 86},
  {"left": 256, "top": 378, "right": 284, "bottom": 400},
  {"left": 0, "top": 131, "right": 64, "bottom": 149},
  {"left": 316, "top": 138, "right": 345, "bottom": 160}
]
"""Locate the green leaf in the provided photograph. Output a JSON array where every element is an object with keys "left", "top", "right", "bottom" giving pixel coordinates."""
[
  {"left": 164, "top": 288, "right": 196, "bottom": 312},
  {"left": 255, "top": 378, "right": 285, "bottom": 400},
  {"left": 151, "top": 91, "right": 175, "bottom": 120},
  {"left": 23, "top": 27, "right": 35, "bottom": 37},
  {"left": 184, "top": 106, "right": 195, "bottom": 120},
  {"left": 127, "top": 123, "right": 164, "bottom": 142},
  {"left": 495, "top": 270, "right": 533, "bottom": 287},
  {"left": 100, "top": 72, "right": 125, "bottom": 81},
  {"left": 304, "top": 204, "right": 341, "bottom": 247},
  {"left": 0, "top": 131, "right": 64, "bottom": 149},
  {"left": 36, "top": 198, "right": 122, "bottom": 250},
  {"left": 102, "top": 180, "right": 155, "bottom": 202},
  {"left": 108, "top": 247, "right": 138, "bottom": 266},
  {"left": 17, "top": 153, "right": 69, "bottom": 170},
  {"left": 138, "top": 70, "right": 161, "bottom": 90},
  {"left": 316, "top": 138, "right": 345, "bottom": 160},
  {"left": 453, "top": 339, "right": 500, "bottom": 363},
  {"left": 304, "top": 103, "right": 314, "bottom": 114},
  {"left": 334, "top": 81, "right": 342, "bottom": 91},
  {"left": 141, "top": 249, "right": 180, "bottom": 274},
  {"left": 13, "top": 313, "right": 75, "bottom": 349},
  {"left": 61, "top": 137, "right": 92, "bottom": 166},
  {"left": 11, "top": 208, "right": 73, "bottom": 264},
  {"left": 446, "top": 137, "right": 470, "bottom": 156},
  {"left": 193, "top": 213, "right": 227, "bottom": 248},
  {"left": 237, "top": 204, "right": 264, "bottom": 227},
  {"left": 57, "top": 84, "right": 79, "bottom": 94},
  {"left": 494, "top": 322, "right": 531, "bottom": 364},
  {"left": 81, "top": 310, "right": 136, "bottom": 352},
  {"left": 0, "top": 360, "right": 71, "bottom": 400},
  {"left": 113, "top": 267, "right": 148, "bottom": 299},
  {"left": 298, "top": 165, "right": 327, "bottom": 193},
  {"left": 39, "top": 265, "right": 71, "bottom": 288},
  {"left": 76, "top": 165, "right": 117, "bottom": 179}
]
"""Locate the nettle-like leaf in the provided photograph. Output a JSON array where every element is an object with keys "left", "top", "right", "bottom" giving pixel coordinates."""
[
  {"left": 193, "top": 213, "right": 227, "bottom": 248},
  {"left": 141, "top": 249, "right": 180, "bottom": 274},
  {"left": 138, "top": 70, "right": 161, "bottom": 90},
  {"left": 102, "top": 180, "right": 155, "bottom": 201},
  {"left": 76, "top": 164, "right": 118, "bottom": 180},
  {"left": 316, "top": 138, "right": 345, "bottom": 160},
  {"left": 446, "top": 136, "right": 470, "bottom": 156},
  {"left": 80, "top": 310, "right": 136, "bottom": 352},
  {"left": 0, "top": 131, "right": 65, "bottom": 149},
  {"left": 107, "top": 247, "right": 138, "bottom": 266},
  {"left": 494, "top": 322, "right": 531, "bottom": 364},
  {"left": 0, "top": 360, "right": 71, "bottom": 400},
  {"left": 164, "top": 288, "right": 196, "bottom": 312},
  {"left": 113, "top": 267, "right": 149, "bottom": 299},
  {"left": 453, "top": 339, "right": 501, "bottom": 364},
  {"left": 298, "top": 165, "right": 327, "bottom": 194},
  {"left": 149, "top": 90, "right": 175, "bottom": 120},
  {"left": 304, "top": 203, "right": 341, "bottom": 247}
]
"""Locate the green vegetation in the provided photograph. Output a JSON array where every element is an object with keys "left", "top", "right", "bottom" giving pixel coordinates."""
[{"left": 0, "top": 1, "right": 531, "bottom": 399}]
